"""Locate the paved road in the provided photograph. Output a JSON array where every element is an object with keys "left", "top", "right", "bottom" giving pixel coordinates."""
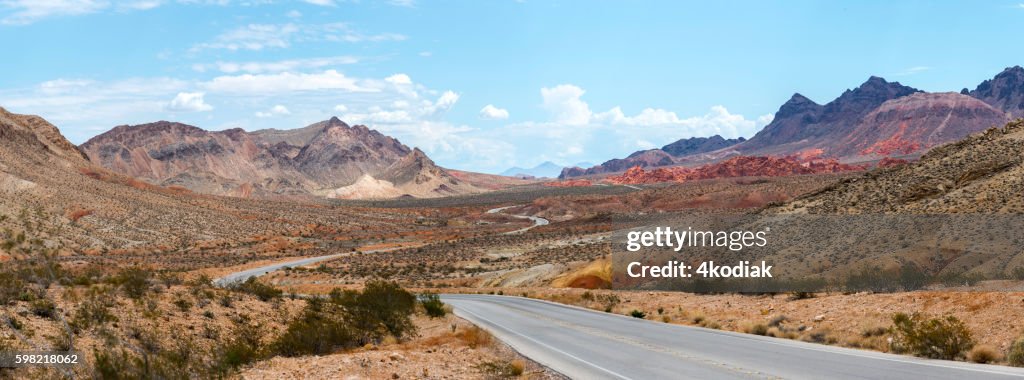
[
  {"left": 486, "top": 205, "right": 550, "bottom": 234},
  {"left": 442, "top": 294, "right": 1024, "bottom": 380},
  {"left": 214, "top": 206, "right": 547, "bottom": 286},
  {"left": 212, "top": 247, "right": 404, "bottom": 287}
]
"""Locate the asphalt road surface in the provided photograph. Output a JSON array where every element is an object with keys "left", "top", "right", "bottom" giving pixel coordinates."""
[
  {"left": 486, "top": 205, "right": 550, "bottom": 234},
  {"left": 214, "top": 206, "right": 546, "bottom": 287},
  {"left": 442, "top": 294, "right": 1024, "bottom": 380}
]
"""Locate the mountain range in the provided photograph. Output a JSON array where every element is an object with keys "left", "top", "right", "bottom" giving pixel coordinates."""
[
  {"left": 81, "top": 117, "right": 479, "bottom": 199},
  {"left": 501, "top": 161, "right": 593, "bottom": 178},
  {"left": 561, "top": 66, "right": 1024, "bottom": 179}
]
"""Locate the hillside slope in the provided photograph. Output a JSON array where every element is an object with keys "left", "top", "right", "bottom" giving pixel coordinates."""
[{"left": 81, "top": 117, "right": 478, "bottom": 199}]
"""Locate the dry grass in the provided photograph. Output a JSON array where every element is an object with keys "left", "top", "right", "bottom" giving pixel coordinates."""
[{"left": 968, "top": 345, "right": 1002, "bottom": 364}]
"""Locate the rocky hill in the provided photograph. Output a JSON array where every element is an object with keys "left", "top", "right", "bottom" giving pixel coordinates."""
[
  {"left": 0, "top": 107, "right": 411, "bottom": 254},
  {"left": 81, "top": 117, "right": 478, "bottom": 199},
  {"left": 775, "top": 119, "right": 1024, "bottom": 213},
  {"left": 607, "top": 156, "right": 863, "bottom": 184},
  {"left": 559, "top": 135, "right": 744, "bottom": 178},
  {"left": 967, "top": 65, "right": 1024, "bottom": 119},
  {"left": 834, "top": 92, "right": 1010, "bottom": 158}
]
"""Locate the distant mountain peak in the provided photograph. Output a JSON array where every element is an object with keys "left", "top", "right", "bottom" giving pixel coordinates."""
[{"left": 969, "top": 65, "right": 1024, "bottom": 118}]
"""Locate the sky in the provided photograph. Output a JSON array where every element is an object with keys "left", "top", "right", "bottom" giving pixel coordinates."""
[{"left": 1, "top": 0, "right": 1023, "bottom": 174}]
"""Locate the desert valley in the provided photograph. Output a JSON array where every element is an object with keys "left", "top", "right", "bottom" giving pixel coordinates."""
[{"left": 2, "top": 61, "right": 1024, "bottom": 379}]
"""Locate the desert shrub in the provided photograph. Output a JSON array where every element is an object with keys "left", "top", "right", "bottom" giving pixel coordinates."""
[
  {"left": 72, "top": 286, "right": 118, "bottom": 331},
  {"left": 890, "top": 312, "right": 974, "bottom": 360},
  {"left": 272, "top": 298, "right": 356, "bottom": 357},
  {"left": 456, "top": 325, "right": 492, "bottom": 349},
  {"left": 93, "top": 338, "right": 210, "bottom": 380},
  {"left": 111, "top": 267, "right": 152, "bottom": 299},
  {"left": 331, "top": 281, "right": 417, "bottom": 341},
  {"left": 967, "top": 345, "right": 1000, "bottom": 364},
  {"left": 0, "top": 271, "right": 27, "bottom": 304},
  {"left": 630, "top": 310, "right": 647, "bottom": 319},
  {"left": 92, "top": 349, "right": 133, "bottom": 380},
  {"left": 742, "top": 322, "right": 769, "bottom": 336},
  {"left": 420, "top": 293, "right": 446, "bottom": 318},
  {"left": 173, "top": 296, "right": 193, "bottom": 312},
  {"left": 213, "top": 320, "right": 266, "bottom": 373},
  {"left": 898, "top": 263, "right": 928, "bottom": 291},
  {"left": 1008, "top": 337, "right": 1024, "bottom": 367},
  {"left": 229, "top": 277, "right": 282, "bottom": 302},
  {"left": 789, "top": 291, "right": 815, "bottom": 300},
  {"left": 30, "top": 298, "right": 56, "bottom": 319},
  {"left": 476, "top": 359, "right": 524, "bottom": 379}
]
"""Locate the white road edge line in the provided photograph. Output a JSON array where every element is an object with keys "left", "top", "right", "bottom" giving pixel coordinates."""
[{"left": 454, "top": 305, "right": 635, "bottom": 380}]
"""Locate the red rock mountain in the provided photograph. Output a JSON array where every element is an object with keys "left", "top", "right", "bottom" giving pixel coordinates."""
[
  {"left": 608, "top": 156, "right": 863, "bottom": 185},
  {"left": 569, "top": 69, "right": 1021, "bottom": 184},
  {"left": 835, "top": 92, "right": 1009, "bottom": 158},
  {"left": 559, "top": 135, "right": 745, "bottom": 178},
  {"left": 736, "top": 76, "right": 922, "bottom": 156},
  {"left": 80, "top": 117, "right": 478, "bottom": 199}
]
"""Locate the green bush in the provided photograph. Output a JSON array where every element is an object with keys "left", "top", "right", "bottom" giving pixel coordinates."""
[
  {"left": 1008, "top": 337, "right": 1024, "bottom": 367},
  {"left": 332, "top": 280, "right": 417, "bottom": 341},
  {"left": 272, "top": 299, "right": 356, "bottom": 357},
  {"left": 630, "top": 310, "right": 647, "bottom": 319},
  {"left": 213, "top": 321, "right": 265, "bottom": 374},
  {"left": 420, "top": 293, "right": 446, "bottom": 318},
  {"left": 72, "top": 286, "right": 118, "bottom": 332},
  {"left": 111, "top": 267, "right": 153, "bottom": 299},
  {"left": 229, "top": 277, "right": 282, "bottom": 302},
  {"left": 890, "top": 312, "right": 974, "bottom": 360}
]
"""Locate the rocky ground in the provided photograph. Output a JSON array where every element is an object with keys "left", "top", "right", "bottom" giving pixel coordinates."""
[{"left": 240, "top": 315, "right": 564, "bottom": 380}]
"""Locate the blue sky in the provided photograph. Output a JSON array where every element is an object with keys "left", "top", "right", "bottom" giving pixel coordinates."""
[{"left": 1, "top": 0, "right": 1023, "bottom": 173}]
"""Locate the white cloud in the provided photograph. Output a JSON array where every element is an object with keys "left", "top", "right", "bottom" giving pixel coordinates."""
[
  {"left": 895, "top": 66, "right": 931, "bottom": 76},
  {"left": 285, "top": 9, "right": 301, "bottom": 18},
  {"left": 333, "top": 104, "right": 348, "bottom": 112},
  {"left": 434, "top": 91, "right": 459, "bottom": 110},
  {"left": 1, "top": 0, "right": 108, "bottom": 25},
  {"left": 385, "top": 73, "right": 412, "bottom": 85},
  {"left": 192, "top": 56, "right": 359, "bottom": 74},
  {"left": 192, "top": 23, "right": 298, "bottom": 51},
  {"left": 255, "top": 104, "right": 290, "bottom": 118},
  {"left": 191, "top": 23, "right": 406, "bottom": 52},
  {"left": 203, "top": 70, "right": 371, "bottom": 94},
  {"left": 541, "top": 84, "right": 591, "bottom": 126},
  {"left": 418, "top": 51, "right": 432, "bottom": 57},
  {"left": 167, "top": 92, "right": 213, "bottom": 112},
  {"left": 388, "top": 0, "right": 415, "bottom": 7},
  {"left": 479, "top": 104, "right": 509, "bottom": 120},
  {"left": 302, "top": 0, "right": 334, "bottom": 6}
]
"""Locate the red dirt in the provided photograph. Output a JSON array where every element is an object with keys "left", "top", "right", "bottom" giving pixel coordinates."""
[{"left": 609, "top": 156, "right": 865, "bottom": 184}]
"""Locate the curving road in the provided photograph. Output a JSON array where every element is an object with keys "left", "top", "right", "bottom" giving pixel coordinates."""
[
  {"left": 486, "top": 205, "right": 550, "bottom": 234},
  {"left": 214, "top": 206, "right": 547, "bottom": 287},
  {"left": 442, "top": 294, "right": 1024, "bottom": 380},
  {"left": 212, "top": 247, "right": 405, "bottom": 287}
]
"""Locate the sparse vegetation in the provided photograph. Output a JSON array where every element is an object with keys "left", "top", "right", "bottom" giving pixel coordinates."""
[
  {"left": 420, "top": 293, "right": 447, "bottom": 318},
  {"left": 476, "top": 359, "right": 525, "bottom": 379},
  {"left": 890, "top": 312, "right": 974, "bottom": 360},
  {"left": 967, "top": 345, "right": 1001, "bottom": 364},
  {"left": 228, "top": 277, "right": 283, "bottom": 301},
  {"left": 1008, "top": 336, "right": 1024, "bottom": 367}
]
